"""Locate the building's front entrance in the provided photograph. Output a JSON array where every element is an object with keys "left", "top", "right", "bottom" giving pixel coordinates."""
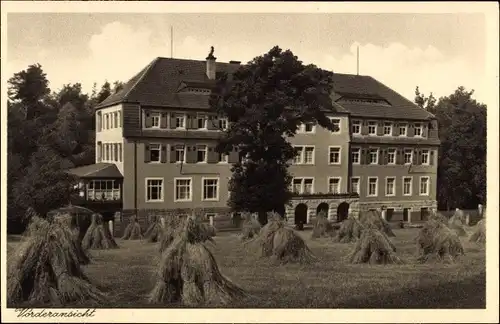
[
  {"left": 294, "top": 203, "right": 308, "bottom": 225},
  {"left": 403, "top": 208, "right": 410, "bottom": 222},
  {"left": 337, "top": 202, "right": 350, "bottom": 222}
]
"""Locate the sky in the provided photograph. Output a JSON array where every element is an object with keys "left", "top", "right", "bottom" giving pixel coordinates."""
[{"left": 6, "top": 12, "right": 490, "bottom": 105}]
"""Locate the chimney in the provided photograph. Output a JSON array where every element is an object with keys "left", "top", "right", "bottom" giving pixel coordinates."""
[{"left": 206, "top": 46, "right": 216, "bottom": 80}]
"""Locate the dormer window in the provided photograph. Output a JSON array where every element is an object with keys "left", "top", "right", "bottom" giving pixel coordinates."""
[
  {"left": 175, "top": 114, "right": 186, "bottom": 129},
  {"left": 414, "top": 123, "right": 423, "bottom": 137},
  {"left": 196, "top": 114, "right": 208, "bottom": 129},
  {"left": 218, "top": 118, "right": 228, "bottom": 130}
]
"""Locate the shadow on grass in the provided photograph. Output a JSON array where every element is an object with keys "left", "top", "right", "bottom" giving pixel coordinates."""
[{"left": 336, "top": 271, "right": 486, "bottom": 309}]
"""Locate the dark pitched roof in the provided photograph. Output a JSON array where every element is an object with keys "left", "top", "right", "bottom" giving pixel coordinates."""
[
  {"left": 65, "top": 163, "right": 123, "bottom": 179},
  {"left": 96, "top": 58, "right": 434, "bottom": 121},
  {"left": 96, "top": 58, "right": 240, "bottom": 109},
  {"left": 330, "top": 73, "right": 436, "bottom": 120}
]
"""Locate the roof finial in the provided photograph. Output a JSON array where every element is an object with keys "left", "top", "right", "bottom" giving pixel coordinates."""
[{"left": 206, "top": 46, "right": 216, "bottom": 60}]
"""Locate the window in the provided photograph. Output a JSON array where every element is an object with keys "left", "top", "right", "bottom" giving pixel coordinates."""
[
  {"left": 303, "top": 178, "right": 314, "bottom": 194},
  {"left": 97, "top": 142, "right": 102, "bottom": 162},
  {"left": 292, "top": 178, "right": 302, "bottom": 194},
  {"left": 218, "top": 153, "right": 229, "bottom": 163},
  {"left": 350, "top": 177, "right": 360, "bottom": 194},
  {"left": 113, "top": 112, "right": 118, "bottom": 128},
  {"left": 403, "top": 177, "right": 412, "bottom": 196},
  {"left": 146, "top": 178, "right": 163, "bottom": 202},
  {"left": 105, "top": 144, "right": 110, "bottom": 161},
  {"left": 329, "top": 147, "right": 341, "bottom": 164},
  {"left": 175, "top": 178, "right": 192, "bottom": 202},
  {"left": 304, "top": 147, "right": 315, "bottom": 164},
  {"left": 219, "top": 118, "right": 228, "bottom": 130},
  {"left": 419, "top": 177, "right": 429, "bottom": 195},
  {"left": 367, "top": 177, "right": 378, "bottom": 197},
  {"left": 368, "top": 121, "right": 377, "bottom": 135},
  {"left": 202, "top": 178, "right": 219, "bottom": 201},
  {"left": 404, "top": 149, "right": 413, "bottom": 165},
  {"left": 87, "top": 180, "right": 121, "bottom": 201},
  {"left": 113, "top": 143, "right": 118, "bottom": 162},
  {"left": 196, "top": 115, "right": 207, "bottom": 129},
  {"left": 293, "top": 146, "right": 314, "bottom": 165},
  {"left": 117, "top": 111, "right": 121, "bottom": 127},
  {"left": 386, "top": 177, "right": 396, "bottom": 196},
  {"left": 175, "top": 114, "right": 185, "bottom": 129},
  {"left": 151, "top": 112, "right": 160, "bottom": 128},
  {"left": 387, "top": 149, "right": 396, "bottom": 164},
  {"left": 196, "top": 145, "right": 207, "bottom": 163},
  {"left": 293, "top": 146, "right": 304, "bottom": 164},
  {"left": 399, "top": 123, "right": 407, "bottom": 136},
  {"left": 414, "top": 123, "right": 422, "bottom": 137},
  {"left": 291, "top": 178, "right": 314, "bottom": 194},
  {"left": 175, "top": 146, "right": 185, "bottom": 163},
  {"left": 383, "top": 122, "right": 392, "bottom": 136},
  {"left": 110, "top": 113, "right": 114, "bottom": 128},
  {"left": 351, "top": 120, "right": 361, "bottom": 135},
  {"left": 328, "top": 178, "right": 341, "bottom": 194},
  {"left": 304, "top": 123, "right": 315, "bottom": 133},
  {"left": 149, "top": 143, "right": 161, "bottom": 163},
  {"left": 118, "top": 143, "right": 122, "bottom": 162},
  {"left": 351, "top": 148, "right": 361, "bottom": 164},
  {"left": 369, "top": 149, "right": 379, "bottom": 164},
  {"left": 105, "top": 114, "right": 109, "bottom": 129},
  {"left": 330, "top": 118, "right": 341, "bottom": 133},
  {"left": 421, "top": 149, "right": 430, "bottom": 165},
  {"left": 97, "top": 112, "right": 102, "bottom": 132}
]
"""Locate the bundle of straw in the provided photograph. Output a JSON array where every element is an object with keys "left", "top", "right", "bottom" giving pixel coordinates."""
[
  {"left": 7, "top": 217, "right": 105, "bottom": 307},
  {"left": 82, "top": 213, "right": 119, "bottom": 249},
  {"left": 148, "top": 216, "right": 247, "bottom": 306},
  {"left": 122, "top": 216, "right": 143, "bottom": 240}
]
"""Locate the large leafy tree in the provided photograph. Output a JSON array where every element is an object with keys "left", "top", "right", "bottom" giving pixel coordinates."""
[
  {"left": 415, "top": 86, "right": 486, "bottom": 210},
  {"left": 210, "top": 46, "right": 338, "bottom": 224}
]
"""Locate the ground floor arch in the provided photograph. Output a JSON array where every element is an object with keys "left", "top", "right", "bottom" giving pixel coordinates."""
[
  {"left": 337, "top": 202, "right": 350, "bottom": 222},
  {"left": 316, "top": 202, "right": 329, "bottom": 216},
  {"left": 285, "top": 194, "right": 360, "bottom": 225},
  {"left": 294, "top": 203, "right": 308, "bottom": 225}
]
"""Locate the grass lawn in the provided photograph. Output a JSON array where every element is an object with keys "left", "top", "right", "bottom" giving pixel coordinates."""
[{"left": 7, "top": 227, "right": 486, "bottom": 308}]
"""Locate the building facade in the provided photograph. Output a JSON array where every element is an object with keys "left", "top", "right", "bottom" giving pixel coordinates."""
[{"left": 69, "top": 50, "right": 439, "bottom": 229}]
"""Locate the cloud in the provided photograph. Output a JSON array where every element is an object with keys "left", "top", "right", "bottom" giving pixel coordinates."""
[{"left": 7, "top": 21, "right": 487, "bottom": 107}]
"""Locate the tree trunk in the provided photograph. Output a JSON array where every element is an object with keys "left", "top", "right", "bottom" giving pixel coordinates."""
[{"left": 258, "top": 211, "right": 268, "bottom": 226}]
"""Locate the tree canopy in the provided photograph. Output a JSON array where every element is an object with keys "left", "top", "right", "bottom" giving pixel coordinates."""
[
  {"left": 210, "top": 46, "right": 339, "bottom": 224},
  {"left": 7, "top": 63, "right": 121, "bottom": 233},
  {"left": 414, "top": 86, "right": 486, "bottom": 210}
]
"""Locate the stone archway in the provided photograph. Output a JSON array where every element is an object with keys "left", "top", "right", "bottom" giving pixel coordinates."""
[
  {"left": 316, "top": 202, "right": 329, "bottom": 216},
  {"left": 337, "top": 202, "right": 350, "bottom": 222},
  {"left": 294, "top": 203, "right": 308, "bottom": 225}
]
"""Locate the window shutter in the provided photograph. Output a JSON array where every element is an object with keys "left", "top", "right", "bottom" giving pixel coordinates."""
[
  {"left": 186, "top": 114, "right": 195, "bottom": 129},
  {"left": 383, "top": 149, "right": 388, "bottom": 165},
  {"left": 186, "top": 146, "right": 196, "bottom": 163},
  {"left": 422, "top": 125, "right": 428, "bottom": 137},
  {"left": 161, "top": 144, "right": 167, "bottom": 163},
  {"left": 378, "top": 149, "right": 384, "bottom": 165},
  {"left": 207, "top": 116, "right": 217, "bottom": 130},
  {"left": 417, "top": 149, "right": 422, "bottom": 165},
  {"left": 160, "top": 113, "right": 168, "bottom": 129},
  {"left": 144, "top": 144, "right": 151, "bottom": 163},
  {"left": 228, "top": 147, "right": 239, "bottom": 163},
  {"left": 207, "top": 146, "right": 218, "bottom": 163},
  {"left": 376, "top": 121, "right": 384, "bottom": 136},
  {"left": 169, "top": 145, "right": 177, "bottom": 163},
  {"left": 361, "top": 121, "right": 368, "bottom": 135},
  {"left": 145, "top": 112, "right": 153, "bottom": 128},
  {"left": 169, "top": 113, "right": 177, "bottom": 129},
  {"left": 396, "top": 149, "right": 402, "bottom": 165},
  {"left": 412, "top": 148, "right": 418, "bottom": 165},
  {"left": 430, "top": 150, "right": 435, "bottom": 165},
  {"left": 360, "top": 149, "right": 366, "bottom": 165},
  {"left": 407, "top": 124, "right": 415, "bottom": 137}
]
